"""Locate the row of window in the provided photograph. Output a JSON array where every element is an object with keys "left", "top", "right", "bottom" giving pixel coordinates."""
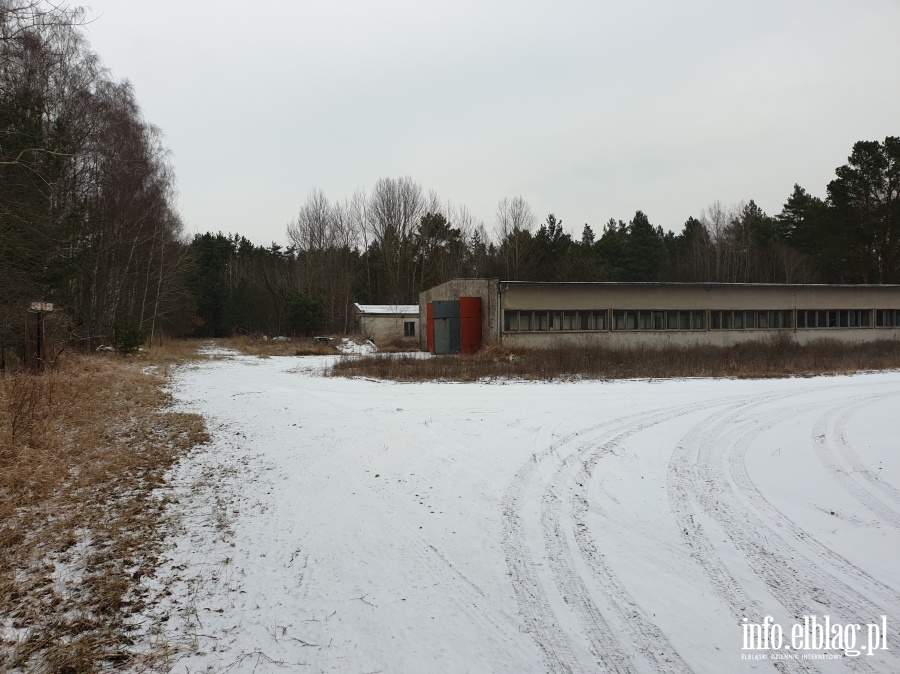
[
  {"left": 710, "top": 310, "right": 793, "bottom": 330},
  {"left": 504, "top": 310, "right": 608, "bottom": 332},
  {"left": 796, "top": 310, "right": 870, "bottom": 329},
  {"left": 614, "top": 310, "right": 706, "bottom": 331},
  {"left": 502, "top": 309, "right": 900, "bottom": 332}
]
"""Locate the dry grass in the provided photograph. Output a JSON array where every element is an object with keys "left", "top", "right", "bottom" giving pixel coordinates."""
[
  {"left": 0, "top": 341, "right": 209, "bottom": 672},
  {"left": 329, "top": 336, "right": 900, "bottom": 382},
  {"left": 217, "top": 334, "right": 339, "bottom": 357},
  {"left": 375, "top": 337, "right": 421, "bottom": 354}
]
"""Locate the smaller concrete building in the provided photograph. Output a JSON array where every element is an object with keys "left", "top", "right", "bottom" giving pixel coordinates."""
[{"left": 353, "top": 304, "right": 419, "bottom": 346}]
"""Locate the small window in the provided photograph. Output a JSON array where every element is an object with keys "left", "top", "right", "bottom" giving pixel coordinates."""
[
  {"left": 746, "top": 311, "right": 757, "bottom": 329},
  {"left": 594, "top": 310, "right": 607, "bottom": 330},
  {"left": 504, "top": 311, "right": 518, "bottom": 332},
  {"left": 520, "top": 311, "right": 532, "bottom": 331},
  {"left": 652, "top": 311, "right": 665, "bottom": 330},
  {"left": 711, "top": 311, "right": 722, "bottom": 330},
  {"left": 578, "top": 311, "right": 590, "bottom": 330},
  {"left": 550, "top": 311, "right": 562, "bottom": 331},
  {"left": 613, "top": 310, "right": 626, "bottom": 330},
  {"left": 563, "top": 311, "right": 576, "bottom": 330},
  {"left": 723, "top": 311, "right": 734, "bottom": 329},
  {"left": 733, "top": 311, "right": 744, "bottom": 329},
  {"left": 404, "top": 321, "right": 416, "bottom": 337},
  {"left": 639, "top": 311, "right": 652, "bottom": 330},
  {"left": 667, "top": 311, "right": 679, "bottom": 330},
  {"left": 839, "top": 310, "right": 849, "bottom": 328},
  {"left": 692, "top": 311, "right": 706, "bottom": 330},
  {"left": 757, "top": 311, "right": 768, "bottom": 329},
  {"left": 535, "top": 311, "right": 549, "bottom": 331},
  {"left": 797, "top": 311, "right": 807, "bottom": 328},
  {"left": 626, "top": 311, "right": 637, "bottom": 330},
  {"left": 860, "top": 309, "right": 871, "bottom": 327}
]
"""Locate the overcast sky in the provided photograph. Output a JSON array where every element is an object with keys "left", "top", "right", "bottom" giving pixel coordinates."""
[{"left": 82, "top": 0, "right": 900, "bottom": 247}]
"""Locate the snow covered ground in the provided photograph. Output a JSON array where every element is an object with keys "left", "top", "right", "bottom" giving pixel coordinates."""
[{"left": 135, "top": 353, "right": 900, "bottom": 673}]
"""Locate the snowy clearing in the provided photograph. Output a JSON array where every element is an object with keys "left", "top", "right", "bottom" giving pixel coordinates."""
[{"left": 134, "top": 354, "right": 900, "bottom": 673}]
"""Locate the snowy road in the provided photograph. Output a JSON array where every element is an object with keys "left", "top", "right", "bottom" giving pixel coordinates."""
[{"left": 138, "top": 354, "right": 900, "bottom": 673}]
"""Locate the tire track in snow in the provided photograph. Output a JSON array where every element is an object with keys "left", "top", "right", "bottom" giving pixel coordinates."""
[
  {"left": 566, "top": 426, "right": 701, "bottom": 674},
  {"left": 723, "top": 397, "right": 899, "bottom": 674},
  {"left": 503, "top": 398, "right": 740, "bottom": 674},
  {"left": 724, "top": 395, "right": 900, "bottom": 612},
  {"left": 672, "top": 389, "right": 900, "bottom": 673},
  {"left": 812, "top": 393, "right": 900, "bottom": 528},
  {"left": 667, "top": 395, "right": 822, "bottom": 674}
]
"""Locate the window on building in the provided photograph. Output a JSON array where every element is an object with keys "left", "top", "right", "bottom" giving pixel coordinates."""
[
  {"left": 877, "top": 309, "right": 897, "bottom": 327},
  {"left": 504, "top": 310, "right": 519, "bottom": 332},
  {"left": 404, "top": 321, "right": 416, "bottom": 337}
]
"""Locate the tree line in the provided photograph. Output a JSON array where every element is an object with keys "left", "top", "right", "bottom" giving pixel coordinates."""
[
  {"left": 1, "top": 1, "right": 193, "bottom": 360},
  {"left": 2, "top": 4, "right": 898, "bottom": 351},
  {"left": 189, "top": 139, "right": 899, "bottom": 338}
]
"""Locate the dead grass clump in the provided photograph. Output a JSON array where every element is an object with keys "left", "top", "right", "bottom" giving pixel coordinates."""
[
  {"left": 374, "top": 337, "right": 420, "bottom": 354},
  {"left": 0, "top": 347, "right": 208, "bottom": 672},
  {"left": 218, "top": 334, "right": 339, "bottom": 357},
  {"left": 328, "top": 338, "right": 900, "bottom": 382}
]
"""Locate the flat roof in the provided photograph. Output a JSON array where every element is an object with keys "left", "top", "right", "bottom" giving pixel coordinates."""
[
  {"left": 354, "top": 304, "right": 419, "bottom": 315},
  {"left": 497, "top": 281, "right": 900, "bottom": 289}
]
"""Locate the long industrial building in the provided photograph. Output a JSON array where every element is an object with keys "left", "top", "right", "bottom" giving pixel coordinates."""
[{"left": 418, "top": 279, "right": 900, "bottom": 353}]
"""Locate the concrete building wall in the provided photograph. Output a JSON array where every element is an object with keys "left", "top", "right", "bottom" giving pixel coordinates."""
[
  {"left": 500, "top": 282, "right": 900, "bottom": 310},
  {"left": 501, "top": 328, "right": 895, "bottom": 348},
  {"left": 357, "top": 313, "right": 419, "bottom": 346},
  {"left": 419, "top": 279, "right": 900, "bottom": 350},
  {"left": 418, "top": 279, "right": 499, "bottom": 350}
]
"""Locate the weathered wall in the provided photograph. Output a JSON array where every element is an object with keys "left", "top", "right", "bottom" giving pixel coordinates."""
[
  {"left": 357, "top": 313, "right": 419, "bottom": 346},
  {"left": 500, "top": 282, "right": 900, "bottom": 311},
  {"left": 418, "top": 279, "right": 499, "bottom": 350},
  {"left": 501, "top": 328, "right": 899, "bottom": 348},
  {"left": 498, "top": 283, "right": 900, "bottom": 347},
  {"left": 416, "top": 281, "right": 900, "bottom": 350}
]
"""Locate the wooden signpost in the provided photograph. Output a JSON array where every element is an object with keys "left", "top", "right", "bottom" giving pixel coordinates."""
[{"left": 26, "top": 302, "right": 54, "bottom": 372}]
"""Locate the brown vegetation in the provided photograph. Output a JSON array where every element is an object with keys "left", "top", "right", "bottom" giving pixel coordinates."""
[
  {"left": 218, "top": 334, "right": 339, "bottom": 357},
  {"left": 329, "top": 337, "right": 900, "bottom": 382},
  {"left": 0, "top": 343, "right": 208, "bottom": 672}
]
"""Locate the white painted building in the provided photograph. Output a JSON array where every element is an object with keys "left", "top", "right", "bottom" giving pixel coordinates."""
[{"left": 353, "top": 304, "right": 419, "bottom": 346}]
